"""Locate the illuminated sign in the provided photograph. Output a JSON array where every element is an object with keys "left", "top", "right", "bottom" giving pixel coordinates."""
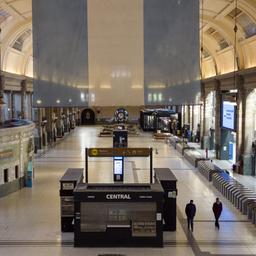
[
  {"left": 113, "top": 157, "right": 123, "bottom": 175},
  {"left": 90, "top": 148, "right": 99, "bottom": 156},
  {"left": 222, "top": 101, "right": 236, "bottom": 131}
]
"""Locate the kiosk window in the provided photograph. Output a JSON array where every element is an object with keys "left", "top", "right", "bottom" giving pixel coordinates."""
[
  {"left": 15, "top": 166, "right": 19, "bottom": 179},
  {"left": 4, "top": 169, "right": 8, "bottom": 183},
  {"left": 61, "top": 197, "right": 74, "bottom": 216},
  {"left": 80, "top": 202, "right": 156, "bottom": 236}
]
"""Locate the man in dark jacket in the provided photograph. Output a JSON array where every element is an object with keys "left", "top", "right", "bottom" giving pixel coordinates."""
[
  {"left": 212, "top": 198, "right": 222, "bottom": 229},
  {"left": 185, "top": 200, "right": 196, "bottom": 231}
]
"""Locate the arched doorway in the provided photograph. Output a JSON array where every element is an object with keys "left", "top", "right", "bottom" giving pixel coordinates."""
[{"left": 81, "top": 109, "right": 95, "bottom": 125}]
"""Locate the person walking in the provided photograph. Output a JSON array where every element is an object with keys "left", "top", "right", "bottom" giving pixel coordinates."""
[
  {"left": 212, "top": 198, "right": 222, "bottom": 229},
  {"left": 185, "top": 200, "right": 196, "bottom": 232}
]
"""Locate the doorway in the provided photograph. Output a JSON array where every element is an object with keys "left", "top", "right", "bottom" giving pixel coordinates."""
[
  {"left": 81, "top": 109, "right": 95, "bottom": 125},
  {"left": 220, "top": 129, "right": 236, "bottom": 164}
]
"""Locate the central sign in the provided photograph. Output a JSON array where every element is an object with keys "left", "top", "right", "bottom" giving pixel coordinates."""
[
  {"left": 106, "top": 194, "right": 131, "bottom": 200},
  {"left": 88, "top": 147, "right": 151, "bottom": 157}
]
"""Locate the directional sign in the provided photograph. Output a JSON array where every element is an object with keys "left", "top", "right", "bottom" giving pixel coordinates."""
[{"left": 88, "top": 148, "right": 151, "bottom": 157}]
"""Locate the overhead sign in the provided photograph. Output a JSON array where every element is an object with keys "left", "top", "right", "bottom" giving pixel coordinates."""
[{"left": 88, "top": 148, "right": 151, "bottom": 157}]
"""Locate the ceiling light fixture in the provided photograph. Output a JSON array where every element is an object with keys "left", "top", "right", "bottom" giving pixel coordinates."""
[{"left": 148, "top": 84, "right": 166, "bottom": 89}]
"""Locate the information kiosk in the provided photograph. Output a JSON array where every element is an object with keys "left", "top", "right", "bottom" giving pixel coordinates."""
[
  {"left": 59, "top": 148, "right": 178, "bottom": 248},
  {"left": 74, "top": 183, "right": 164, "bottom": 247}
]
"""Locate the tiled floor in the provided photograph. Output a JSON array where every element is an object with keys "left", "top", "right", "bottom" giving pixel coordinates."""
[{"left": 0, "top": 126, "right": 255, "bottom": 256}]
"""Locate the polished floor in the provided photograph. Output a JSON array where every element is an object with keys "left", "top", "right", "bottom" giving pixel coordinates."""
[{"left": 0, "top": 126, "right": 255, "bottom": 256}]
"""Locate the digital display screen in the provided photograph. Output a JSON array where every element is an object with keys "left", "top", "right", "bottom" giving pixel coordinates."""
[
  {"left": 113, "top": 157, "right": 123, "bottom": 175},
  {"left": 222, "top": 101, "right": 236, "bottom": 130}
]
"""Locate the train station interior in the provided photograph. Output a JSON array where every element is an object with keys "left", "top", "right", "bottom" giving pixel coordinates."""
[{"left": 0, "top": 0, "right": 256, "bottom": 255}]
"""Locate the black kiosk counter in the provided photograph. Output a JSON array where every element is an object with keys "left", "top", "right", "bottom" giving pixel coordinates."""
[
  {"left": 73, "top": 183, "right": 164, "bottom": 247},
  {"left": 59, "top": 168, "right": 83, "bottom": 232},
  {"left": 59, "top": 147, "right": 178, "bottom": 247},
  {"left": 155, "top": 168, "right": 177, "bottom": 231}
]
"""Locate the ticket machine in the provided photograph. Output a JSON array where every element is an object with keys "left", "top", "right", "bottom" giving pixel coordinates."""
[
  {"left": 113, "top": 129, "right": 128, "bottom": 148},
  {"left": 113, "top": 156, "right": 124, "bottom": 182},
  {"left": 113, "top": 128, "right": 127, "bottom": 182}
]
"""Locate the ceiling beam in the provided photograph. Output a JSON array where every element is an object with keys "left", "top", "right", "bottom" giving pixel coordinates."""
[{"left": 1, "top": 0, "right": 26, "bottom": 21}]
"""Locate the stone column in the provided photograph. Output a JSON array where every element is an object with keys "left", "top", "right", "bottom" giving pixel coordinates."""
[
  {"left": 181, "top": 106, "right": 185, "bottom": 127},
  {"left": 40, "top": 108, "right": 47, "bottom": 146},
  {"left": 67, "top": 108, "right": 72, "bottom": 131},
  {"left": 187, "top": 105, "right": 191, "bottom": 126},
  {"left": 51, "top": 109, "right": 57, "bottom": 142},
  {"left": 32, "top": 107, "right": 43, "bottom": 150},
  {"left": 37, "top": 108, "right": 44, "bottom": 149},
  {"left": 184, "top": 105, "right": 189, "bottom": 125},
  {"left": 214, "top": 79, "right": 221, "bottom": 159},
  {"left": 7, "top": 92, "right": 12, "bottom": 119},
  {"left": 77, "top": 108, "right": 81, "bottom": 126},
  {"left": 45, "top": 107, "right": 54, "bottom": 143},
  {"left": 10, "top": 91, "right": 15, "bottom": 118},
  {"left": 70, "top": 107, "right": 75, "bottom": 129},
  {"left": 0, "top": 75, "right": 6, "bottom": 125},
  {"left": 26, "top": 91, "right": 32, "bottom": 120},
  {"left": 21, "top": 80, "right": 27, "bottom": 119},
  {"left": 30, "top": 93, "right": 33, "bottom": 120},
  {"left": 200, "top": 84, "right": 206, "bottom": 148},
  {"left": 191, "top": 105, "right": 194, "bottom": 132},
  {"left": 63, "top": 108, "right": 70, "bottom": 132},
  {"left": 242, "top": 88, "right": 256, "bottom": 175},
  {"left": 236, "top": 76, "right": 245, "bottom": 174},
  {"left": 56, "top": 108, "right": 64, "bottom": 137}
]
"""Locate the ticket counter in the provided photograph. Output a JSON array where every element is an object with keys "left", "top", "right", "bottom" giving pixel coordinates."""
[{"left": 73, "top": 183, "right": 164, "bottom": 247}]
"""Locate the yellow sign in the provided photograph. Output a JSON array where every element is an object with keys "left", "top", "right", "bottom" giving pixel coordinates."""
[
  {"left": 90, "top": 148, "right": 99, "bottom": 156},
  {"left": 88, "top": 148, "right": 151, "bottom": 157}
]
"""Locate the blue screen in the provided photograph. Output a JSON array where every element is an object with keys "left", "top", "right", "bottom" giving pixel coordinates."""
[
  {"left": 222, "top": 101, "right": 236, "bottom": 130},
  {"left": 113, "top": 157, "right": 123, "bottom": 175}
]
